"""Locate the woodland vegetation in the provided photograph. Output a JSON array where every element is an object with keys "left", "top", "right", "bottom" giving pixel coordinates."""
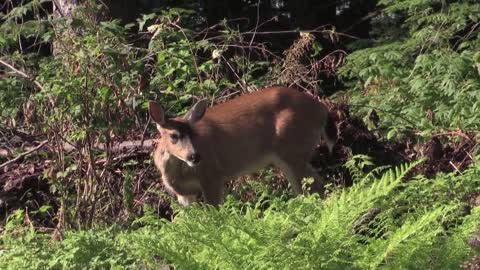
[{"left": 0, "top": 0, "right": 479, "bottom": 269}]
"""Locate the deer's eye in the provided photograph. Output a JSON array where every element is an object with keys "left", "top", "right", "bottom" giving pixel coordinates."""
[{"left": 170, "top": 133, "right": 179, "bottom": 143}]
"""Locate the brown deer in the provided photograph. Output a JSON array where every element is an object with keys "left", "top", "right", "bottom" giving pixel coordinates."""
[{"left": 149, "top": 86, "right": 337, "bottom": 206}]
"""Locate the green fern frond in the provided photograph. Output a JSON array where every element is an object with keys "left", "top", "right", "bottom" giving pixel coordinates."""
[
  {"left": 2, "top": 160, "right": 479, "bottom": 270},
  {"left": 365, "top": 205, "right": 459, "bottom": 269}
]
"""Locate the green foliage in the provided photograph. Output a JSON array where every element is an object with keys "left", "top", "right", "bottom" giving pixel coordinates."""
[
  {"left": 339, "top": 0, "right": 480, "bottom": 139},
  {"left": 0, "top": 227, "right": 136, "bottom": 269},
  {"left": 36, "top": 16, "right": 142, "bottom": 136},
  {"left": 229, "top": 168, "right": 292, "bottom": 203},
  {"left": 0, "top": 1, "right": 272, "bottom": 124},
  {"left": 0, "top": 2, "right": 273, "bottom": 227},
  {"left": 141, "top": 8, "right": 270, "bottom": 114},
  {"left": 2, "top": 160, "right": 479, "bottom": 269},
  {"left": 0, "top": 0, "right": 51, "bottom": 120},
  {"left": 142, "top": 9, "right": 226, "bottom": 113},
  {"left": 1, "top": 3, "right": 479, "bottom": 269}
]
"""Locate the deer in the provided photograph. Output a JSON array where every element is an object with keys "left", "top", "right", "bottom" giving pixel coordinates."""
[{"left": 148, "top": 86, "right": 337, "bottom": 206}]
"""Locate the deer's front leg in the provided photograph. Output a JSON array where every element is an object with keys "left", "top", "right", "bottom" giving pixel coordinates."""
[
  {"left": 177, "top": 194, "right": 199, "bottom": 206},
  {"left": 201, "top": 180, "right": 225, "bottom": 206}
]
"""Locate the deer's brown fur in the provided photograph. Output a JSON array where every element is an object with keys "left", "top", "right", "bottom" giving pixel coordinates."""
[{"left": 149, "top": 87, "right": 337, "bottom": 206}]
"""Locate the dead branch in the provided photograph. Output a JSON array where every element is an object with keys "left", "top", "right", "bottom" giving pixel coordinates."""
[
  {"left": 0, "top": 59, "right": 44, "bottom": 91},
  {"left": 0, "top": 140, "right": 48, "bottom": 169},
  {"left": 0, "top": 139, "right": 156, "bottom": 159}
]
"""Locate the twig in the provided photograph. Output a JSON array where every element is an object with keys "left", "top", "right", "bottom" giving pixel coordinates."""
[
  {"left": 220, "top": 44, "right": 281, "bottom": 60},
  {"left": 141, "top": 117, "right": 151, "bottom": 147},
  {"left": 0, "top": 140, "right": 48, "bottom": 169},
  {"left": 239, "top": 29, "right": 360, "bottom": 40},
  {"left": 0, "top": 139, "right": 156, "bottom": 159},
  {"left": 0, "top": 59, "right": 44, "bottom": 90},
  {"left": 169, "top": 20, "right": 203, "bottom": 85},
  {"left": 239, "top": 0, "right": 272, "bottom": 92},
  {"left": 51, "top": 0, "right": 65, "bottom": 17},
  {"left": 449, "top": 161, "right": 461, "bottom": 174},
  {"left": 247, "top": 0, "right": 261, "bottom": 67},
  {"left": 342, "top": 9, "right": 383, "bottom": 33},
  {"left": 220, "top": 54, "right": 247, "bottom": 91},
  {"left": 431, "top": 130, "right": 472, "bottom": 141},
  {"left": 453, "top": 22, "right": 480, "bottom": 50},
  {"left": 465, "top": 143, "right": 478, "bottom": 162},
  {"left": 217, "top": 90, "right": 240, "bottom": 102}
]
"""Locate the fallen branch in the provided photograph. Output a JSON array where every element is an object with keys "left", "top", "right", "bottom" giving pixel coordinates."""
[
  {"left": 0, "top": 139, "right": 156, "bottom": 159},
  {"left": 0, "top": 140, "right": 48, "bottom": 169}
]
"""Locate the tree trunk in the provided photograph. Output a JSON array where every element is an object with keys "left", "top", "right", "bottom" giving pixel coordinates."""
[{"left": 53, "top": 0, "right": 79, "bottom": 17}]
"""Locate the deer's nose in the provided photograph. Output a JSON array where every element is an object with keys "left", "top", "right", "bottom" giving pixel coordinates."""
[{"left": 187, "top": 153, "right": 201, "bottom": 164}]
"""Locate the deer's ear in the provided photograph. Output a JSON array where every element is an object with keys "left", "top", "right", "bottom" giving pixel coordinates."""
[
  {"left": 149, "top": 101, "right": 166, "bottom": 129},
  {"left": 184, "top": 99, "right": 208, "bottom": 124}
]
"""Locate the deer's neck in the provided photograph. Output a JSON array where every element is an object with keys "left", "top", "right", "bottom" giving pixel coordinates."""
[{"left": 163, "top": 152, "right": 191, "bottom": 177}]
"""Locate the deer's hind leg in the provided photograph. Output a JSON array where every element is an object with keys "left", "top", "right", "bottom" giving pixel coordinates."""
[
  {"left": 272, "top": 155, "right": 309, "bottom": 195},
  {"left": 273, "top": 152, "right": 326, "bottom": 198},
  {"left": 305, "top": 164, "right": 326, "bottom": 198}
]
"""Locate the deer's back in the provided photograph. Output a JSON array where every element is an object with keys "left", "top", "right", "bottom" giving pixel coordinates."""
[{"left": 191, "top": 87, "right": 327, "bottom": 178}]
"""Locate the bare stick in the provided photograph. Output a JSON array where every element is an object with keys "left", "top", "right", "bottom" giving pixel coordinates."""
[
  {"left": 0, "top": 59, "right": 44, "bottom": 90},
  {"left": 0, "top": 139, "right": 156, "bottom": 159},
  {"left": 141, "top": 117, "right": 151, "bottom": 147},
  {"left": 449, "top": 161, "right": 461, "bottom": 174},
  {"left": 0, "top": 140, "right": 48, "bottom": 169}
]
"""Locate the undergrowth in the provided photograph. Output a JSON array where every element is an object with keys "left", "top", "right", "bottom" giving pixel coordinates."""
[{"left": 1, "top": 159, "right": 479, "bottom": 270}]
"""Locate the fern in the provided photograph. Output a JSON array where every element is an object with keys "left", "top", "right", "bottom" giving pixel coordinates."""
[
  {"left": 1, "top": 160, "right": 479, "bottom": 269},
  {"left": 363, "top": 205, "right": 458, "bottom": 269}
]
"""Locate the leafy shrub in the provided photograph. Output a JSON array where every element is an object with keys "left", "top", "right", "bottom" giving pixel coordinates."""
[
  {"left": 339, "top": 0, "right": 480, "bottom": 139},
  {"left": 0, "top": 2, "right": 274, "bottom": 228}
]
